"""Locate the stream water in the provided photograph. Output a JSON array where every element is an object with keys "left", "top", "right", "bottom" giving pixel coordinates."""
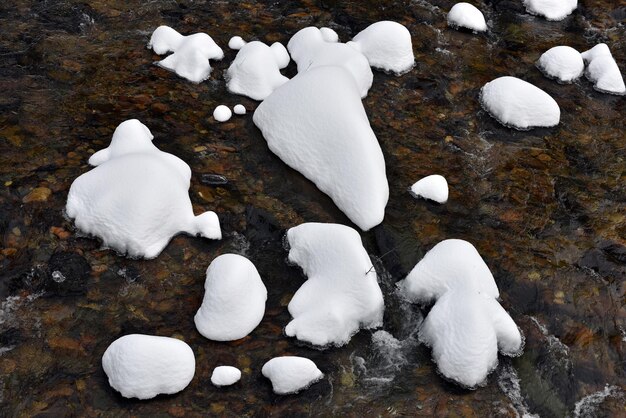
[{"left": 0, "top": 0, "right": 624, "bottom": 416}]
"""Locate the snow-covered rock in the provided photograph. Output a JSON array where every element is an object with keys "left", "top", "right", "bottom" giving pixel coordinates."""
[
  {"left": 253, "top": 66, "right": 388, "bottom": 231},
  {"left": 523, "top": 0, "right": 577, "bottom": 21},
  {"left": 537, "top": 46, "right": 584, "bottom": 83},
  {"left": 148, "top": 26, "right": 224, "bottom": 83},
  {"left": 213, "top": 105, "right": 232, "bottom": 122},
  {"left": 211, "top": 366, "right": 241, "bottom": 386},
  {"left": 410, "top": 174, "right": 449, "bottom": 204},
  {"left": 261, "top": 356, "right": 323, "bottom": 395},
  {"left": 479, "top": 76, "right": 560, "bottom": 130},
  {"left": 228, "top": 35, "right": 246, "bottom": 50},
  {"left": 581, "top": 44, "right": 625, "bottom": 95},
  {"left": 447, "top": 3, "right": 488, "bottom": 32},
  {"left": 194, "top": 254, "right": 267, "bottom": 341},
  {"left": 102, "top": 334, "right": 195, "bottom": 399},
  {"left": 284, "top": 223, "right": 384, "bottom": 347},
  {"left": 397, "top": 239, "right": 499, "bottom": 304},
  {"left": 349, "top": 21, "right": 415, "bottom": 74},
  {"left": 233, "top": 104, "right": 246, "bottom": 115},
  {"left": 226, "top": 41, "right": 290, "bottom": 100},
  {"left": 66, "top": 119, "right": 221, "bottom": 259}
]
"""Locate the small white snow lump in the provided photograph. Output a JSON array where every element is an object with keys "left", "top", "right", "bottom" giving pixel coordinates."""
[
  {"left": 410, "top": 174, "right": 449, "bottom": 204},
  {"left": 479, "top": 76, "right": 560, "bottom": 130},
  {"left": 233, "top": 104, "right": 246, "bottom": 115},
  {"left": 537, "top": 46, "right": 584, "bottom": 83},
  {"left": 447, "top": 3, "right": 487, "bottom": 32},
  {"left": 581, "top": 44, "right": 625, "bottom": 95},
  {"left": 211, "top": 366, "right": 241, "bottom": 387},
  {"left": 194, "top": 254, "right": 267, "bottom": 341},
  {"left": 102, "top": 334, "right": 195, "bottom": 399},
  {"left": 213, "top": 105, "right": 232, "bottom": 122},
  {"left": 261, "top": 356, "right": 323, "bottom": 395},
  {"left": 350, "top": 21, "right": 415, "bottom": 74},
  {"left": 228, "top": 36, "right": 246, "bottom": 50},
  {"left": 523, "top": 0, "right": 577, "bottom": 21}
]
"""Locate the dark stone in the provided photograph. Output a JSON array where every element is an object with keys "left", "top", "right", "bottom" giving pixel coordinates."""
[
  {"left": 200, "top": 173, "right": 228, "bottom": 186},
  {"left": 45, "top": 251, "right": 91, "bottom": 296}
]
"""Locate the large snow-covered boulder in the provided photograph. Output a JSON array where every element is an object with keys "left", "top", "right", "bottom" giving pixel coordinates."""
[
  {"left": 284, "top": 223, "right": 384, "bottom": 347},
  {"left": 537, "top": 46, "right": 584, "bottom": 83},
  {"left": 410, "top": 174, "right": 449, "bottom": 204},
  {"left": 261, "top": 356, "right": 323, "bottom": 395},
  {"left": 523, "top": 0, "right": 577, "bottom": 21},
  {"left": 66, "top": 119, "right": 221, "bottom": 259},
  {"left": 447, "top": 3, "right": 488, "bottom": 32},
  {"left": 102, "top": 334, "right": 195, "bottom": 399},
  {"left": 581, "top": 44, "right": 625, "bottom": 95},
  {"left": 194, "top": 254, "right": 267, "bottom": 341},
  {"left": 479, "top": 76, "right": 560, "bottom": 130},
  {"left": 253, "top": 66, "right": 389, "bottom": 231},
  {"left": 349, "top": 21, "right": 414, "bottom": 74},
  {"left": 226, "top": 41, "right": 290, "bottom": 100},
  {"left": 211, "top": 366, "right": 241, "bottom": 387},
  {"left": 397, "top": 239, "right": 499, "bottom": 304},
  {"left": 148, "top": 26, "right": 224, "bottom": 83}
]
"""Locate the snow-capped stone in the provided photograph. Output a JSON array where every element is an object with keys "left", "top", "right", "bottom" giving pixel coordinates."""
[
  {"left": 233, "top": 104, "right": 246, "bottom": 115},
  {"left": 261, "top": 356, "right": 323, "bottom": 395},
  {"left": 213, "top": 105, "right": 232, "bottom": 122},
  {"left": 479, "top": 76, "right": 560, "bottom": 130},
  {"left": 226, "top": 41, "right": 290, "bottom": 100},
  {"left": 148, "top": 26, "right": 224, "bottom": 83},
  {"left": 194, "top": 254, "right": 267, "bottom": 341},
  {"left": 581, "top": 44, "right": 625, "bottom": 95},
  {"left": 102, "top": 334, "right": 195, "bottom": 399},
  {"left": 253, "top": 66, "right": 388, "bottom": 231},
  {"left": 537, "top": 46, "right": 584, "bottom": 83},
  {"left": 447, "top": 3, "right": 488, "bottom": 32},
  {"left": 410, "top": 174, "right": 449, "bottom": 203},
  {"left": 419, "top": 287, "right": 523, "bottom": 388},
  {"left": 211, "top": 366, "right": 241, "bottom": 386},
  {"left": 66, "top": 119, "right": 221, "bottom": 259},
  {"left": 523, "top": 0, "right": 577, "bottom": 21},
  {"left": 397, "top": 239, "right": 499, "bottom": 304},
  {"left": 284, "top": 223, "right": 384, "bottom": 347},
  {"left": 349, "top": 21, "right": 414, "bottom": 74},
  {"left": 228, "top": 35, "right": 246, "bottom": 50},
  {"left": 287, "top": 27, "right": 373, "bottom": 98}
]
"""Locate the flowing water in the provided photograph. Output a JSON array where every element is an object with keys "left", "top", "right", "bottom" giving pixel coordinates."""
[{"left": 0, "top": 0, "right": 624, "bottom": 416}]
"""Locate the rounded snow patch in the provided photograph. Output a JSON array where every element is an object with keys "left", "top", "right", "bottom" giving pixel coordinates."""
[
  {"left": 213, "top": 105, "right": 232, "bottom": 122},
  {"left": 523, "top": 0, "right": 577, "bottom": 21},
  {"left": 410, "top": 174, "right": 449, "bottom": 203},
  {"left": 262, "top": 356, "right": 323, "bottom": 395},
  {"left": 537, "top": 46, "right": 584, "bottom": 83},
  {"left": 581, "top": 44, "right": 625, "bottom": 95},
  {"left": 211, "top": 366, "right": 241, "bottom": 387},
  {"left": 350, "top": 21, "right": 415, "bottom": 75},
  {"left": 228, "top": 36, "right": 246, "bottom": 50},
  {"left": 233, "top": 104, "right": 246, "bottom": 115},
  {"left": 447, "top": 3, "right": 487, "bottom": 32}
]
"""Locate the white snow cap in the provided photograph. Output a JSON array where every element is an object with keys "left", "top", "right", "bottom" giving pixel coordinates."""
[
  {"left": 349, "top": 21, "right": 415, "bottom": 74},
  {"left": 66, "top": 119, "right": 221, "bottom": 259},
  {"left": 447, "top": 3, "right": 488, "bottom": 32},
  {"left": 194, "top": 254, "right": 267, "bottom": 341},
  {"left": 480, "top": 76, "right": 560, "bottom": 130},
  {"left": 581, "top": 44, "right": 625, "bottom": 95},
  {"left": 226, "top": 41, "right": 290, "bottom": 100},
  {"left": 102, "top": 334, "right": 195, "bottom": 399},
  {"left": 523, "top": 0, "right": 577, "bottom": 21},
  {"left": 261, "top": 356, "right": 323, "bottom": 395},
  {"left": 211, "top": 366, "right": 241, "bottom": 387},
  {"left": 284, "top": 223, "right": 384, "bottom": 347},
  {"left": 213, "top": 105, "right": 232, "bottom": 122},
  {"left": 228, "top": 35, "right": 246, "bottom": 50},
  {"left": 233, "top": 104, "right": 246, "bottom": 115},
  {"left": 148, "top": 26, "right": 224, "bottom": 83},
  {"left": 253, "top": 66, "right": 389, "bottom": 231},
  {"left": 537, "top": 46, "right": 584, "bottom": 83},
  {"left": 398, "top": 239, "right": 499, "bottom": 304},
  {"left": 410, "top": 174, "right": 449, "bottom": 204}
]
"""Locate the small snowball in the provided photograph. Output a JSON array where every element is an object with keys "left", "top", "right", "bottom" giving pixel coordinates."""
[
  {"left": 261, "top": 356, "right": 323, "bottom": 395},
  {"left": 233, "top": 104, "right": 246, "bottom": 115},
  {"left": 228, "top": 35, "right": 246, "bottom": 50},
  {"left": 410, "top": 174, "right": 449, "bottom": 203},
  {"left": 211, "top": 366, "right": 241, "bottom": 387},
  {"left": 213, "top": 105, "right": 232, "bottom": 122},
  {"left": 447, "top": 3, "right": 488, "bottom": 32},
  {"left": 581, "top": 44, "right": 625, "bottom": 95},
  {"left": 523, "top": 0, "right": 577, "bottom": 21},
  {"left": 537, "top": 46, "right": 584, "bottom": 83}
]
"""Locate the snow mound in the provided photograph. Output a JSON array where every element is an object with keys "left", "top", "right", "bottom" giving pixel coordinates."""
[
  {"left": 211, "top": 366, "right": 241, "bottom": 386},
  {"left": 410, "top": 174, "right": 449, "bottom": 203},
  {"left": 480, "top": 76, "right": 560, "bottom": 130},
  {"left": 253, "top": 66, "right": 389, "bottom": 231},
  {"left": 194, "top": 254, "right": 267, "bottom": 341},
  {"left": 261, "top": 356, "right": 323, "bottom": 395},
  {"left": 148, "top": 26, "right": 224, "bottom": 83},
  {"left": 233, "top": 104, "right": 246, "bottom": 115},
  {"left": 523, "top": 0, "right": 577, "bottom": 21},
  {"left": 581, "top": 44, "right": 625, "bottom": 95},
  {"left": 349, "top": 21, "right": 415, "bottom": 74},
  {"left": 228, "top": 36, "right": 246, "bottom": 50},
  {"left": 226, "top": 41, "right": 290, "bottom": 100},
  {"left": 537, "top": 46, "right": 584, "bottom": 83},
  {"left": 102, "top": 334, "right": 195, "bottom": 399},
  {"left": 447, "top": 3, "right": 488, "bottom": 32},
  {"left": 397, "top": 239, "right": 499, "bottom": 304},
  {"left": 284, "top": 223, "right": 384, "bottom": 347},
  {"left": 66, "top": 119, "right": 221, "bottom": 259},
  {"left": 214, "top": 105, "right": 232, "bottom": 122}
]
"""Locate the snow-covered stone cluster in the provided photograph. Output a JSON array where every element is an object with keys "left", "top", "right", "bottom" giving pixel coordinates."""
[
  {"left": 537, "top": 46, "right": 584, "bottom": 83},
  {"left": 581, "top": 44, "right": 626, "bottom": 96},
  {"left": 410, "top": 174, "right": 449, "bottom": 204},
  {"left": 261, "top": 356, "right": 323, "bottom": 394},
  {"left": 447, "top": 3, "right": 487, "bottom": 32},
  {"left": 523, "top": 0, "right": 577, "bottom": 21}
]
